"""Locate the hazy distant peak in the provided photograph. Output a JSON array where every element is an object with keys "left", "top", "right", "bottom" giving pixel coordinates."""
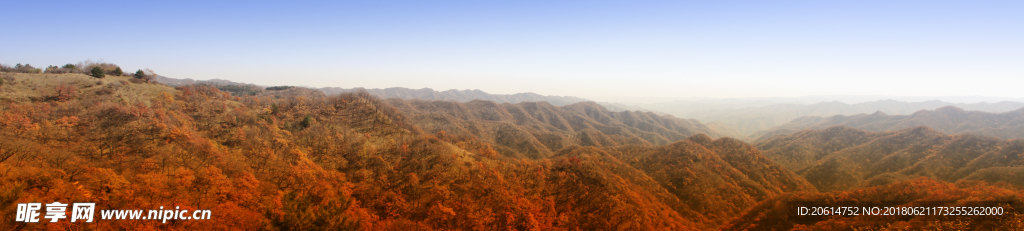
[
  {"left": 155, "top": 76, "right": 592, "bottom": 106},
  {"left": 755, "top": 105, "right": 1024, "bottom": 141},
  {"left": 320, "top": 86, "right": 591, "bottom": 106},
  {"left": 933, "top": 105, "right": 967, "bottom": 113},
  {"left": 641, "top": 98, "right": 1024, "bottom": 137},
  {"left": 155, "top": 76, "right": 257, "bottom": 86}
]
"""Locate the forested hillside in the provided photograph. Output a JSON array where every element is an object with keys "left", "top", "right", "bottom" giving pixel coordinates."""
[
  {"left": 4, "top": 71, "right": 1023, "bottom": 230},
  {"left": 386, "top": 99, "right": 732, "bottom": 158},
  {"left": 723, "top": 178, "right": 1024, "bottom": 230},
  {"left": 754, "top": 106, "right": 1024, "bottom": 141},
  {"left": 0, "top": 72, "right": 813, "bottom": 230},
  {"left": 757, "top": 125, "right": 1024, "bottom": 192}
]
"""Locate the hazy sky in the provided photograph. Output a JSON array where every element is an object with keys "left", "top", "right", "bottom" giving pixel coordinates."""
[{"left": 3, "top": 1, "right": 1023, "bottom": 101}]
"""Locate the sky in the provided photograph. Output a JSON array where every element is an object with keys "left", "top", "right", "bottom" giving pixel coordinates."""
[{"left": 3, "top": 0, "right": 1023, "bottom": 102}]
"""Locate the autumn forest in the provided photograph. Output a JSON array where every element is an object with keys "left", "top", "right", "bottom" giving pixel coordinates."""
[{"left": 2, "top": 67, "right": 1024, "bottom": 230}]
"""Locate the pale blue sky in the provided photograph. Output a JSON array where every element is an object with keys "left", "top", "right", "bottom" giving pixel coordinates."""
[{"left": 3, "top": 1, "right": 1022, "bottom": 100}]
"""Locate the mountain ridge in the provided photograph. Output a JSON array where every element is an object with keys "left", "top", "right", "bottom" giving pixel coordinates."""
[
  {"left": 156, "top": 75, "right": 591, "bottom": 106},
  {"left": 756, "top": 125, "right": 1024, "bottom": 192},
  {"left": 640, "top": 99, "right": 1024, "bottom": 137},
  {"left": 323, "top": 87, "right": 590, "bottom": 106},
  {"left": 754, "top": 105, "right": 1024, "bottom": 141},
  {"left": 385, "top": 99, "right": 734, "bottom": 158}
]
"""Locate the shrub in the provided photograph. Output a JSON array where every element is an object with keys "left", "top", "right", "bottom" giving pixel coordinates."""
[
  {"left": 90, "top": 66, "right": 105, "bottom": 78},
  {"left": 112, "top": 67, "right": 123, "bottom": 76},
  {"left": 135, "top": 69, "right": 146, "bottom": 79},
  {"left": 216, "top": 84, "right": 263, "bottom": 96},
  {"left": 134, "top": 69, "right": 156, "bottom": 83},
  {"left": 51, "top": 85, "right": 79, "bottom": 102},
  {"left": 3, "top": 63, "right": 42, "bottom": 73},
  {"left": 79, "top": 60, "right": 121, "bottom": 76},
  {"left": 44, "top": 66, "right": 64, "bottom": 74},
  {"left": 44, "top": 64, "right": 78, "bottom": 74},
  {"left": 301, "top": 115, "right": 312, "bottom": 128},
  {"left": 96, "top": 86, "right": 115, "bottom": 95}
]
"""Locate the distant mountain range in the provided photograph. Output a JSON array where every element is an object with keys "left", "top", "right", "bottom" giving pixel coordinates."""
[
  {"left": 597, "top": 102, "right": 664, "bottom": 114},
  {"left": 754, "top": 106, "right": 1024, "bottom": 141},
  {"left": 153, "top": 76, "right": 1024, "bottom": 142},
  {"left": 640, "top": 99, "right": 1024, "bottom": 137},
  {"left": 322, "top": 87, "right": 589, "bottom": 106},
  {"left": 156, "top": 76, "right": 590, "bottom": 106},
  {"left": 154, "top": 75, "right": 256, "bottom": 86}
]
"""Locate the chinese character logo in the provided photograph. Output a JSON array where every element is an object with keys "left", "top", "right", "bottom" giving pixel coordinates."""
[{"left": 16, "top": 202, "right": 95, "bottom": 223}]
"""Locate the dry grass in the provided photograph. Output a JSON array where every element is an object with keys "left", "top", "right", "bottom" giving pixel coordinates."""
[{"left": 0, "top": 72, "right": 176, "bottom": 106}]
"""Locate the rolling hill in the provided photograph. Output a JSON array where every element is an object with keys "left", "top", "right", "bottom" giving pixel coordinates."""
[
  {"left": 385, "top": 99, "right": 733, "bottom": 158},
  {"left": 722, "top": 178, "right": 1024, "bottom": 230},
  {"left": 5, "top": 71, "right": 1022, "bottom": 230},
  {"left": 0, "top": 72, "right": 813, "bottom": 230},
  {"left": 754, "top": 106, "right": 1024, "bottom": 141},
  {"left": 757, "top": 125, "right": 1024, "bottom": 192}
]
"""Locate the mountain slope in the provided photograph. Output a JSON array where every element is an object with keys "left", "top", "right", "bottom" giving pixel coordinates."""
[
  {"left": 385, "top": 99, "right": 731, "bottom": 158},
  {"left": 0, "top": 72, "right": 812, "bottom": 230},
  {"left": 722, "top": 178, "right": 1024, "bottom": 231},
  {"left": 757, "top": 125, "right": 1024, "bottom": 192},
  {"left": 755, "top": 106, "right": 1024, "bottom": 140},
  {"left": 605, "top": 135, "right": 818, "bottom": 225}
]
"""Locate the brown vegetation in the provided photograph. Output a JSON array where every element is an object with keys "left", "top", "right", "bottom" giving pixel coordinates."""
[
  {"left": 722, "top": 178, "right": 1024, "bottom": 230},
  {"left": 387, "top": 99, "right": 732, "bottom": 159},
  {"left": 2, "top": 70, "right": 1021, "bottom": 230},
  {"left": 0, "top": 72, "right": 818, "bottom": 230},
  {"left": 758, "top": 125, "right": 1024, "bottom": 192}
]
